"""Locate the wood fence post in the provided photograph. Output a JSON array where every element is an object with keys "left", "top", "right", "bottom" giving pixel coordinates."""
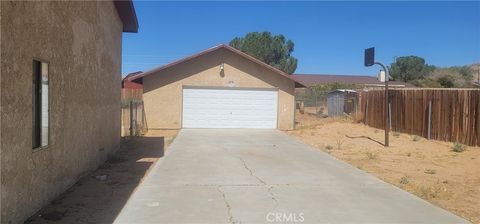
[
  {"left": 428, "top": 100, "right": 432, "bottom": 139},
  {"left": 389, "top": 102, "right": 392, "bottom": 130},
  {"left": 365, "top": 98, "right": 369, "bottom": 125},
  {"left": 129, "top": 101, "right": 133, "bottom": 137}
]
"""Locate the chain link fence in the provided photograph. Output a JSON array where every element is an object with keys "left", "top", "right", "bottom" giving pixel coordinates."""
[
  {"left": 295, "top": 87, "right": 329, "bottom": 116},
  {"left": 295, "top": 86, "right": 359, "bottom": 118}
]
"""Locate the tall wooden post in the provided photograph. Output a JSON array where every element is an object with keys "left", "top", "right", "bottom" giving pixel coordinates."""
[
  {"left": 385, "top": 77, "right": 389, "bottom": 146},
  {"left": 428, "top": 100, "right": 432, "bottom": 139},
  {"left": 129, "top": 101, "right": 133, "bottom": 137}
]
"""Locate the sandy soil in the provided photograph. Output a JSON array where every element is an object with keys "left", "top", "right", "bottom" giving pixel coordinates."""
[
  {"left": 25, "top": 129, "right": 179, "bottom": 224},
  {"left": 287, "top": 112, "right": 480, "bottom": 223}
]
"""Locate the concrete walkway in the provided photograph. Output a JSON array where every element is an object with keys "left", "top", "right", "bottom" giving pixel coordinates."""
[{"left": 114, "top": 129, "right": 468, "bottom": 224}]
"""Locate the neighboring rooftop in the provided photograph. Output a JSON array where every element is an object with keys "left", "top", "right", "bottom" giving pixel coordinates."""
[
  {"left": 291, "top": 74, "right": 414, "bottom": 87},
  {"left": 122, "top": 71, "right": 143, "bottom": 88}
]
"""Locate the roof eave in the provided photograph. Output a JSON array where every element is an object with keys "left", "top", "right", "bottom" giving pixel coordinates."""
[
  {"left": 114, "top": 0, "right": 139, "bottom": 33},
  {"left": 126, "top": 44, "right": 306, "bottom": 87}
]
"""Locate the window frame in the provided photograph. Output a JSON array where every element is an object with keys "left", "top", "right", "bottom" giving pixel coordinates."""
[{"left": 32, "top": 58, "right": 50, "bottom": 151}]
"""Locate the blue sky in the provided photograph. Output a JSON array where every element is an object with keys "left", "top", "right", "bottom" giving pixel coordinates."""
[{"left": 122, "top": 1, "right": 480, "bottom": 76}]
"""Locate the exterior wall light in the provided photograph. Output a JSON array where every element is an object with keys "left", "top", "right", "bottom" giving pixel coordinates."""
[{"left": 220, "top": 63, "right": 225, "bottom": 77}]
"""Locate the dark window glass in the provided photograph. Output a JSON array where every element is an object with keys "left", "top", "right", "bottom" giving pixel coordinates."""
[{"left": 32, "top": 60, "right": 49, "bottom": 149}]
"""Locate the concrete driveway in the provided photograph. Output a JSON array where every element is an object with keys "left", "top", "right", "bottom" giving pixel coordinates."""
[{"left": 114, "top": 129, "right": 467, "bottom": 224}]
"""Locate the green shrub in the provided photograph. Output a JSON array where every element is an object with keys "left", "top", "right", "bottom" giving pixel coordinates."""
[{"left": 452, "top": 143, "right": 466, "bottom": 152}]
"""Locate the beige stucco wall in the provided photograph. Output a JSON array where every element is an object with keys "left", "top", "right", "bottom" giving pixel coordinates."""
[
  {"left": 143, "top": 48, "right": 296, "bottom": 131},
  {"left": 0, "top": 1, "right": 123, "bottom": 223}
]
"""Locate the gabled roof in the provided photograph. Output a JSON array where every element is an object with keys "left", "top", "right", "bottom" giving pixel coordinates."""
[
  {"left": 114, "top": 0, "right": 139, "bottom": 33},
  {"left": 122, "top": 71, "right": 143, "bottom": 88},
  {"left": 125, "top": 44, "right": 306, "bottom": 88},
  {"left": 124, "top": 71, "right": 143, "bottom": 80},
  {"left": 292, "top": 74, "right": 414, "bottom": 87}
]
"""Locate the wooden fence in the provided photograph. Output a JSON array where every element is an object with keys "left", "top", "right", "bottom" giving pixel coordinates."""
[
  {"left": 121, "top": 88, "right": 147, "bottom": 137},
  {"left": 356, "top": 89, "right": 480, "bottom": 146},
  {"left": 121, "top": 88, "right": 142, "bottom": 106}
]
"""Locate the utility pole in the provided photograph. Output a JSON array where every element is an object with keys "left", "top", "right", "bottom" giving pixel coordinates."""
[{"left": 364, "top": 47, "right": 390, "bottom": 147}]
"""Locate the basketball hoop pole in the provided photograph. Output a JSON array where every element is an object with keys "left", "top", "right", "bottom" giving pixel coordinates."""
[
  {"left": 364, "top": 47, "right": 390, "bottom": 147},
  {"left": 374, "top": 62, "right": 390, "bottom": 147}
]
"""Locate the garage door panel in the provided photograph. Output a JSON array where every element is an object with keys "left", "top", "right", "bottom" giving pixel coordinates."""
[{"left": 182, "top": 88, "right": 278, "bottom": 129}]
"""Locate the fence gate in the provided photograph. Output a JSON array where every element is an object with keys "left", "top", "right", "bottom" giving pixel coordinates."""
[{"left": 121, "top": 101, "right": 147, "bottom": 137}]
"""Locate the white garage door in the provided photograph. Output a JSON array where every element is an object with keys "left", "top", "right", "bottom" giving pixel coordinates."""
[{"left": 182, "top": 87, "right": 278, "bottom": 128}]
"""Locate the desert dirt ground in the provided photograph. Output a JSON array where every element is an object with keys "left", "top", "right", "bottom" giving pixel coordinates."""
[
  {"left": 25, "top": 129, "right": 179, "bottom": 224},
  {"left": 286, "top": 111, "right": 480, "bottom": 223}
]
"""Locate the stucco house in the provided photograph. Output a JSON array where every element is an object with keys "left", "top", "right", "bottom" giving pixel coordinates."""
[
  {"left": 125, "top": 44, "right": 305, "bottom": 130},
  {"left": 0, "top": 1, "right": 137, "bottom": 223}
]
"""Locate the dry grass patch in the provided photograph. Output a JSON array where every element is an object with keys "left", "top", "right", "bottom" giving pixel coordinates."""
[{"left": 286, "top": 112, "right": 480, "bottom": 223}]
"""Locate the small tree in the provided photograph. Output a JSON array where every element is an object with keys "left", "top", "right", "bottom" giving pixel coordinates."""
[
  {"left": 437, "top": 75, "right": 455, "bottom": 88},
  {"left": 389, "top": 56, "right": 435, "bottom": 83},
  {"left": 230, "top": 32, "right": 298, "bottom": 74}
]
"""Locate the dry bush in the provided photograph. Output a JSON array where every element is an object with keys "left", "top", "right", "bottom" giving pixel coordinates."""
[
  {"left": 335, "top": 137, "right": 345, "bottom": 150},
  {"left": 452, "top": 143, "right": 466, "bottom": 152},
  {"left": 412, "top": 135, "right": 421, "bottom": 142},
  {"left": 399, "top": 175, "right": 410, "bottom": 185},
  {"left": 416, "top": 181, "right": 445, "bottom": 200},
  {"left": 365, "top": 152, "right": 378, "bottom": 160}
]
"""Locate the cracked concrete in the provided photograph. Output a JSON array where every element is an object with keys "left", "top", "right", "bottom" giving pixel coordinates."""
[
  {"left": 217, "top": 186, "right": 235, "bottom": 224},
  {"left": 236, "top": 156, "right": 279, "bottom": 210},
  {"left": 113, "top": 129, "right": 468, "bottom": 224}
]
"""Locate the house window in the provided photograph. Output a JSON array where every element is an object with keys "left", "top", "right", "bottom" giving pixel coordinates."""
[{"left": 32, "top": 60, "right": 49, "bottom": 149}]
